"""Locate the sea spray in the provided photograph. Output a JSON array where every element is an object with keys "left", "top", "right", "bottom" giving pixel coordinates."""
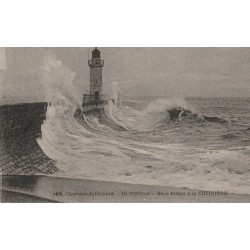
[
  {"left": 109, "top": 81, "right": 122, "bottom": 106},
  {"left": 42, "top": 55, "right": 82, "bottom": 110},
  {"left": 37, "top": 57, "right": 250, "bottom": 194},
  {"left": 143, "top": 98, "right": 192, "bottom": 114}
]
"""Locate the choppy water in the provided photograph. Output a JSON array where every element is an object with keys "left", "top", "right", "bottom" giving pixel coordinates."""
[
  {"left": 37, "top": 94, "right": 250, "bottom": 194},
  {"left": 37, "top": 57, "right": 250, "bottom": 194}
]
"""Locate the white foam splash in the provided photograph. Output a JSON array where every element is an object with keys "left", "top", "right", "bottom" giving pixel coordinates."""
[{"left": 37, "top": 57, "right": 250, "bottom": 194}]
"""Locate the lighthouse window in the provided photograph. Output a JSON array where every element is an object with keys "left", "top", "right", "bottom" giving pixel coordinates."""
[{"left": 95, "top": 80, "right": 99, "bottom": 85}]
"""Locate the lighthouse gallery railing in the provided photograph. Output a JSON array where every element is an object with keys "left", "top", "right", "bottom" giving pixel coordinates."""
[{"left": 82, "top": 94, "right": 109, "bottom": 107}]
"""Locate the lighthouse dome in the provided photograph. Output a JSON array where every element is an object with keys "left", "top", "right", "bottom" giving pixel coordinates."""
[{"left": 92, "top": 47, "right": 101, "bottom": 58}]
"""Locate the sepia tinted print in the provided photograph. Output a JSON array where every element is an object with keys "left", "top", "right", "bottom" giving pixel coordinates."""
[{"left": 1, "top": 48, "right": 250, "bottom": 202}]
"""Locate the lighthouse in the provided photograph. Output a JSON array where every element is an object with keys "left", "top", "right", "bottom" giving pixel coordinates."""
[
  {"left": 74, "top": 48, "right": 124, "bottom": 129},
  {"left": 88, "top": 47, "right": 104, "bottom": 101},
  {"left": 80, "top": 48, "right": 107, "bottom": 112}
]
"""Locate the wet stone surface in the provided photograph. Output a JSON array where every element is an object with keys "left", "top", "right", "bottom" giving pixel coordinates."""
[{"left": 0, "top": 103, "right": 58, "bottom": 175}]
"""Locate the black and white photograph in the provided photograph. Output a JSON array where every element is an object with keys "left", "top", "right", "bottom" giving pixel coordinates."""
[
  {"left": 1, "top": 47, "right": 250, "bottom": 202},
  {"left": 1, "top": 1, "right": 250, "bottom": 250}
]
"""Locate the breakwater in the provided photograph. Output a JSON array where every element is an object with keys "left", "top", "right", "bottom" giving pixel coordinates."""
[{"left": 0, "top": 103, "right": 58, "bottom": 175}]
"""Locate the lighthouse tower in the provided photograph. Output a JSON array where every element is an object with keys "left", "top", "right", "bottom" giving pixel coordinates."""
[{"left": 88, "top": 47, "right": 104, "bottom": 101}]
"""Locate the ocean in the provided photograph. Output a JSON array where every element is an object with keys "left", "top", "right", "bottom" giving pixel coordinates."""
[{"left": 37, "top": 95, "right": 250, "bottom": 195}]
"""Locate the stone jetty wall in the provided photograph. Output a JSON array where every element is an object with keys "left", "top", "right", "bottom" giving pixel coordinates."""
[{"left": 0, "top": 103, "right": 58, "bottom": 175}]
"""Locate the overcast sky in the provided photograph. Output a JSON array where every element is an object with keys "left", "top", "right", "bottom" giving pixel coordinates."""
[{"left": 1, "top": 47, "right": 250, "bottom": 104}]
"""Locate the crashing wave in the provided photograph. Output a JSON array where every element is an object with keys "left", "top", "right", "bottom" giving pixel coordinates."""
[
  {"left": 167, "top": 107, "right": 228, "bottom": 123},
  {"left": 35, "top": 56, "right": 250, "bottom": 195},
  {"left": 74, "top": 107, "right": 127, "bottom": 132},
  {"left": 74, "top": 97, "right": 228, "bottom": 133}
]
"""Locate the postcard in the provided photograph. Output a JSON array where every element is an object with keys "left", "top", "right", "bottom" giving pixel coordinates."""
[{"left": 1, "top": 47, "right": 250, "bottom": 202}]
